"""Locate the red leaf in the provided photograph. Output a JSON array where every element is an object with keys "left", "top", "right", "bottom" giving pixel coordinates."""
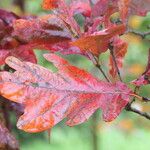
[
  {"left": 10, "top": 46, "right": 37, "bottom": 63},
  {"left": 91, "top": 0, "right": 150, "bottom": 23},
  {"left": 71, "top": 24, "right": 126, "bottom": 55},
  {"left": 0, "top": 122, "right": 19, "bottom": 150},
  {"left": 109, "top": 37, "right": 128, "bottom": 78},
  {"left": 12, "top": 15, "right": 71, "bottom": 44},
  {"left": 0, "top": 10, "right": 37, "bottom": 65},
  {"left": 0, "top": 46, "right": 37, "bottom": 65},
  {"left": 0, "top": 13, "right": 74, "bottom": 65},
  {"left": 46, "top": 42, "right": 84, "bottom": 55},
  {"left": 0, "top": 54, "right": 131, "bottom": 132}
]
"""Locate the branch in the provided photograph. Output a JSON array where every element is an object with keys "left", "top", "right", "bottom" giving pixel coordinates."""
[
  {"left": 95, "top": 63, "right": 111, "bottom": 82},
  {"left": 126, "top": 104, "right": 150, "bottom": 120},
  {"left": 124, "top": 78, "right": 150, "bottom": 120},
  {"left": 109, "top": 44, "right": 122, "bottom": 81},
  {"left": 126, "top": 88, "right": 150, "bottom": 121},
  {"left": 127, "top": 30, "right": 150, "bottom": 39},
  {"left": 91, "top": 54, "right": 111, "bottom": 82}
]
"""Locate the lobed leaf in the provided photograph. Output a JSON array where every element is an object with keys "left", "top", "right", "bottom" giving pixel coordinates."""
[{"left": 0, "top": 54, "right": 131, "bottom": 132}]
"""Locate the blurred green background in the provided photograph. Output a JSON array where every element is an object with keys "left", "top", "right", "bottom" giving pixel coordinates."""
[{"left": 0, "top": 0, "right": 150, "bottom": 150}]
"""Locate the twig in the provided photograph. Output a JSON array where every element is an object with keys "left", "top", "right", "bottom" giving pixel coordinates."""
[
  {"left": 109, "top": 44, "right": 122, "bottom": 81},
  {"left": 130, "top": 86, "right": 139, "bottom": 104},
  {"left": 126, "top": 104, "right": 150, "bottom": 120},
  {"left": 91, "top": 54, "right": 111, "bottom": 82},
  {"left": 130, "top": 93, "right": 150, "bottom": 102},
  {"left": 95, "top": 63, "right": 111, "bottom": 82},
  {"left": 126, "top": 87, "right": 150, "bottom": 121},
  {"left": 126, "top": 30, "right": 150, "bottom": 38},
  {"left": 124, "top": 76, "right": 150, "bottom": 121}
]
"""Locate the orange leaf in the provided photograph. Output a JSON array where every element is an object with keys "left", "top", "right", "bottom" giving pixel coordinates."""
[
  {"left": 42, "top": 0, "right": 59, "bottom": 10},
  {"left": 71, "top": 24, "right": 126, "bottom": 55}
]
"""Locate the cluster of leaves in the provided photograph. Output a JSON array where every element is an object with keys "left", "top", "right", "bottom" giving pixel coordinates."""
[{"left": 0, "top": 0, "right": 150, "bottom": 149}]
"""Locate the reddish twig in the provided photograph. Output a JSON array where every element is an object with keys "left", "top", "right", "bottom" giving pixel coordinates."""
[{"left": 130, "top": 93, "right": 150, "bottom": 102}]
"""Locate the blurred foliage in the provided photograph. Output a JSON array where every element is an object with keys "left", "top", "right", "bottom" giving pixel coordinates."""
[{"left": 0, "top": 0, "right": 150, "bottom": 150}]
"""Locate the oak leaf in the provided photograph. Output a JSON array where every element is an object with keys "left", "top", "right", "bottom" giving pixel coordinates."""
[{"left": 0, "top": 54, "right": 131, "bottom": 132}]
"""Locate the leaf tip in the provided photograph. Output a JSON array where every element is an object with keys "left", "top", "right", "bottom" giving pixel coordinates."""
[{"left": 43, "top": 53, "right": 68, "bottom": 67}]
